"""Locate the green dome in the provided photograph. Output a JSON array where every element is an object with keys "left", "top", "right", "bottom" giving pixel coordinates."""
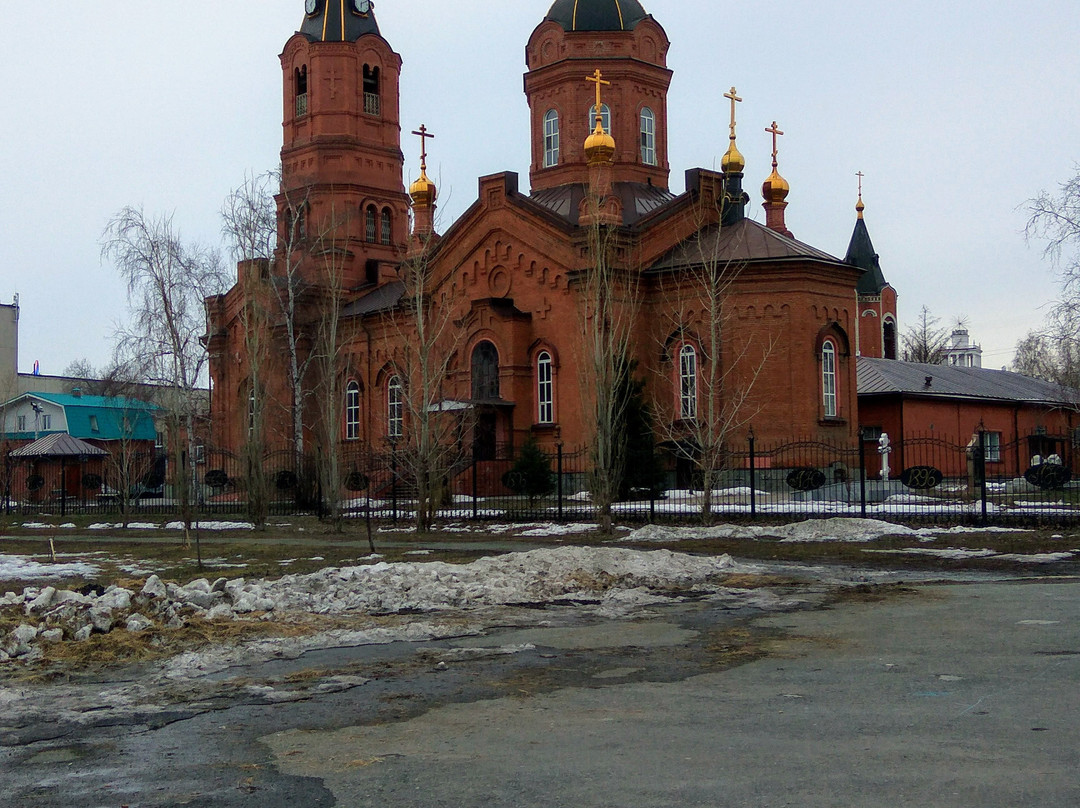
[
  {"left": 544, "top": 0, "right": 650, "bottom": 32},
  {"left": 300, "top": 0, "right": 381, "bottom": 43}
]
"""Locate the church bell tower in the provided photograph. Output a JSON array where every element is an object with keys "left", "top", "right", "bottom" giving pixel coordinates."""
[{"left": 278, "top": 0, "right": 409, "bottom": 288}]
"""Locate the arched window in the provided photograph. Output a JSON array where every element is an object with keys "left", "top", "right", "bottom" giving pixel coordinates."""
[
  {"left": 362, "top": 65, "right": 380, "bottom": 116},
  {"left": 679, "top": 345, "right": 697, "bottom": 420},
  {"left": 822, "top": 340, "right": 838, "bottom": 417},
  {"left": 380, "top": 208, "right": 392, "bottom": 246},
  {"left": 294, "top": 65, "right": 308, "bottom": 117},
  {"left": 537, "top": 351, "right": 554, "bottom": 424},
  {"left": 471, "top": 341, "right": 500, "bottom": 400},
  {"left": 365, "top": 205, "right": 377, "bottom": 243},
  {"left": 543, "top": 109, "right": 560, "bottom": 168},
  {"left": 345, "top": 381, "right": 361, "bottom": 441},
  {"left": 387, "top": 376, "right": 403, "bottom": 439},
  {"left": 882, "top": 317, "right": 898, "bottom": 360},
  {"left": 640, "top": 107, "right": 656, "bottom": 166},
  {"left": 586, "top": 103, "right": 611, "bottom": 134}
]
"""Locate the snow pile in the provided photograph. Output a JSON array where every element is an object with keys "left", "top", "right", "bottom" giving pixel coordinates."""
[
  {"left": 623, "top": 518, "right": 1032, "bottom": 545},
  {"left": 0, "top": 547, "right": 742, "bottom": 663},
  {"left": 164, "top": 520, "right": 254, "bottom": 531},
  {"left": 0, "top": 554, "right": 100, "bottom": 581},
  {"left": 865, "top": 547, "right": 1076, "bottom": 563}
]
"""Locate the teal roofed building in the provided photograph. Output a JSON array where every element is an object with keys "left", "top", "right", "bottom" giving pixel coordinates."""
[{"left": 0, "top": 391, "right": 159, "bottom": 444}]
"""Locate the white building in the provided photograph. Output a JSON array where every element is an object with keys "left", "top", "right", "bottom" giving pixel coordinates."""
[{"left": 943, "top": 328, "right": 982, "bottom": 369}]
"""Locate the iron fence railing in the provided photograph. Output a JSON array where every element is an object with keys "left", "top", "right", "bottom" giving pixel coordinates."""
[{"left": 3, "top": 431, "right": 1078, "bottom": 525}]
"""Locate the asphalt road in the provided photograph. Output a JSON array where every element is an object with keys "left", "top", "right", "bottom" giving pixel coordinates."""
[{"left": 3, "top": 579, "right": 1078, "bottom": 807}]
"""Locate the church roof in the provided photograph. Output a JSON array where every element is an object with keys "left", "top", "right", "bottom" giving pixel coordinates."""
[
  {"left": 857, "top": 357, "right": 1080, "bottom": 406},
  {"left": 342, "top": 281, "right": 405, "bottom": 317},
  {"left": 530, "top": 182, "right": 675, "bottom": 226},
  {"left": 300, "top": 0, "right": 380, "bottom": 43},
  {"left": 649, "top": 218, "right": 845, "bottom": 273},
  {"left": 845, "top": 217, "right": 889, "bottom": 295},
  {"left": 544, "top": 0, "right": 651, "bottom": 32},
  {"left": 10, "top": 432, "right": 108, "bottom": 458}
]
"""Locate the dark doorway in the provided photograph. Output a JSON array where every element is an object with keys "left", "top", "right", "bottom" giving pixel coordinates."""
[{"left": 474, "top": 412, "right": 497, "bottom": 461}]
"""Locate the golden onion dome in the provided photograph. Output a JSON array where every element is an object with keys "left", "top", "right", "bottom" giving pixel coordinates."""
[
  {"left": 762, "top": 167, "right": 790, "bottom": 204},
  {"left": 584, "top": 117, "right": 616, "bottom": 165},
  {"left": 409, "top": 168, "right": 437, "bottom": 207},
  {"left": 856, "top": 194, "right": 865, "bottom": 219},
  {"left": 721, "top": 141, "right": 745, "bottom": 174}
]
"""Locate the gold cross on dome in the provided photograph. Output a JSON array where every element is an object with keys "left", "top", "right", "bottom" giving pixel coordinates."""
[
  {"left": 412, "top": 124, "right": 435, "bottom": 170},
  {"left": 585, "top": 69, "right": 611, "bottom": 125},
  {"left": 766, "top": 121, "right": 784, "bottom": 163},
  {"left": 724, "top": 86, "right": 742, "bottom": 139}
]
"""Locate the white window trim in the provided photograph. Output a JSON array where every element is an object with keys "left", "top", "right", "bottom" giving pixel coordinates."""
[
  {"left": 679, "top": 344, "right": 697, "bottom": 420},
  {"left": 822, "top": 340, "right": 837, "bottom": 418},
  {"left": 388, "top": 376, "right": 403, "bottom": 439},
  {"left": 587, "top": 103, "right": 611, "bottom": 134},
  {"left": 640, "top": 107, "right": 656, "bottom": 166},
  {"left": 537, "top": 351, "right": 554, "bottom": 424},
  {"left": 543, "top": 109, "right": 560, "bottom": 168},
  {"left": 345, "top": 381, "right": 361, "bottom": 441}
]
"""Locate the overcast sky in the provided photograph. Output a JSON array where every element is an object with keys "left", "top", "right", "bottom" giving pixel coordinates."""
[{"left": 2, "top": 0, "right": 1077, "bottom": 375}]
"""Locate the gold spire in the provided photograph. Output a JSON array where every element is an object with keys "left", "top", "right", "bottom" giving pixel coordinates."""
[
  {"left": 856, "top": 171, "right": 865, "bottom": 219},
  {"left": 584, "top": 69, "right": 616, "bottom": 165},
  {"left": 721, "top": 86, "right": 745, "bottom": 174},
  {"left": 762, "top": 120, "right": 790, "bottom": 204},
  {"left": 409, "top": 124, "right": 436, "bottom": 206}
]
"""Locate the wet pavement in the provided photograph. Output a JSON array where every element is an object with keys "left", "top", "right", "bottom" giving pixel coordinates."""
[{"left": 2, "top": 577, "right": 1078, "bottom": 807}]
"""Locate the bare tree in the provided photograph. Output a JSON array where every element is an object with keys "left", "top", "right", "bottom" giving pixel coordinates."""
[
  {"left": 652, "top": 213, "right": 776, "bottom": 524},
  {"left": 1012, "top": 310, "right": 1080, "bottom": 391},
  {"left": 103, "top": 206, "right": 227, "bottom": 546},
  {"left": 577, "top": 215, "right": 640, "bottom": 534},
  {"left": 389, "top": 237, "right": 472, "bottom": 532},
  {"left": 901, "top": 306, "right": 949, "bottom": 364}
]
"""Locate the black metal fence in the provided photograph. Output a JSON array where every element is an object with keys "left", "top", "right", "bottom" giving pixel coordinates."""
[{"left": 3, "top": 431, "right": 1078, "bottom": 525}]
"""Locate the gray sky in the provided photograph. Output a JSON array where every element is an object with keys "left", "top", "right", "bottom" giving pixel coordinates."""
[{"left": 2, "top": 0, "right": 1077, "bottom": 375}]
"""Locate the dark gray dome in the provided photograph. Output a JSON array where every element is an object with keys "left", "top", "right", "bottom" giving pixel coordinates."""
[
  {"left": 300, "top": 0, "right": 381, "bottom": 43},
  {"left": 544, "top": 0, "right": 650, "bottom": 32}
]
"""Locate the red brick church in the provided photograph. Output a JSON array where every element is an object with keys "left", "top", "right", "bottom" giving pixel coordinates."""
[{"left": 204, "top": 0, "right": 898, "bottom": 474}]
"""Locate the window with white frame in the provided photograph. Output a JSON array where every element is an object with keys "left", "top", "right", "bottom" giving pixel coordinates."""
[
  {"left": 822, "top": 340, "right": 837, "bottom": 417},
  {"left": 586, "top": 103, "right": 611, "bottom": 134},
  {"left": 984, "top": 431, "right": 1002, "bottom": 462},
  {"left": 345, "top": 381, "right": 361, "bottom": 440},
  {"left": 679, "top": 344, "right": 698, "bottom": 420},
  {"left": 387, "top": 376, "right": 403, "bottom": 439},
  {"left": 537, "top": 351, "right": 554, "bottom": 424},
  {"left": 365, "top": 205, "right": 377, "bottom": 243},
  {"left": 380, "top": 208, "right": 392, "bottom": 246},
  {"left": 543, "top": 109, "right": 560, "bottom": 168},
  {"left": 41, "top": 413, "right": 52, "bottom": 430},
  {"left": 640, "top": 107, "right": 656, "bottom": 166},
  {"left": 16, "top": 415, "right": 25, "bottom": 432},
  {"left": 248, "top": 390, "right": 256, "bottom": 435}
]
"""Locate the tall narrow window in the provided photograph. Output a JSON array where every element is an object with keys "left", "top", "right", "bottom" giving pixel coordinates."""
[
  {"left": 387, "top": 376, "right": 403, "bottom": 439},
  {"left": 295, "top": 66, "right": 308, "bottom": 117},
  {"left": 882, "top": 318, "right": 897, "bottom": 360},
  {"left": 586, "top": 103, "right": 611, "bottom": 134},
  {"left": 640, "top": 107, "right": 656, "bottom": 166},
  {"left": 537, "top": 351, "right": 554, "bottom": 424},
  {"left": 365, "top": 205, "right": 377, "bottom": 242},
  {"left": 471, "top": 342, "right": 500, "bottom": 400},
  {"left": 543, "top": 109, "right": 560, "bottom": 168},
  {"left": 362, "top": 65, "right": 381, "bottom": 116},
  {"left": 679, "top": 345, "right": 697, "bottom": 420},
  {"left": 345, "top": 381, "right": 361, "bottom": 440},
  {"left": 822, "top": 340, "right": 837, "bottom": 417},
  {"left": 248, "top": 390, "right": 256, "bottom": 436},
  {"left": 380, "top": 208, "right": 392, "bottom": 246}
]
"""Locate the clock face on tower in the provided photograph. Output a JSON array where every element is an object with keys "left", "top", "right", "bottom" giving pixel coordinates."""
[{"left": 305, "top": 0, "right": 318, "bottom": 15}]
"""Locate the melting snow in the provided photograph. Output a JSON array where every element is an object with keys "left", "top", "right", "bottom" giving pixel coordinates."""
[{"left": 0, "top": 554, "right": 99, "bottom": 581}]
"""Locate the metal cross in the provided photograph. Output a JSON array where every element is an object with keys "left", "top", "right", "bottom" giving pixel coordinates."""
[
  {"left": 766, "top": 121, "right": 784, "bottom": 163},
  {"left": 586, "top": 69, "right": 611, "bottom": 124},
  {"left": 856, "top": 170, "right": 865, "bottom": 197},
  {"left": 724, "top": 86, "right": 742, "bottom": 139},
  {"left": 412, "top": 124, "right": 435, "bottom": 170}
]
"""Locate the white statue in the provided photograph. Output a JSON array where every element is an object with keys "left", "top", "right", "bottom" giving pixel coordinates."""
[{"left": 878, "top": 432, "right": 892, "bottom": 481}]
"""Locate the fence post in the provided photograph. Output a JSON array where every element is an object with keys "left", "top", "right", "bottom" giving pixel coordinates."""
[
  {"left": 858, "top": 430, "right": 867, "bottom": 518},
  {"left": 978, "top": 429, "right": 988, "bottom": 523},
  {"left": 390, "top": 444, "right": 398, "bottom": 524},
  {"left": 557, "top": 443, "right": 564, "bottom": 521},
  {"left": 748, "top": 430, "right": 757, "bottom": 519},
  {"left": 471, "top": 450, "right": 479, "bottom": 520}
]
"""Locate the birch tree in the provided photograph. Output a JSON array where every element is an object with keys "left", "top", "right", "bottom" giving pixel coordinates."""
[{"left": 102, "top": 207, "right": 227, "bottom": 546}]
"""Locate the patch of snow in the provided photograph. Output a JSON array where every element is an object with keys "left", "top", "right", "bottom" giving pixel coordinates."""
[
  {"left": 0, "top": 554, "right": 99, "bottom": 581},
  {"left": 518, "top": 523, "right": 597, "bottom": 537},
  {"left": 163, "top": 521, "right": 254, "bottom": 531},
  {"left": 862, "top": 547, "right": 999, "bottom": 560}
]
